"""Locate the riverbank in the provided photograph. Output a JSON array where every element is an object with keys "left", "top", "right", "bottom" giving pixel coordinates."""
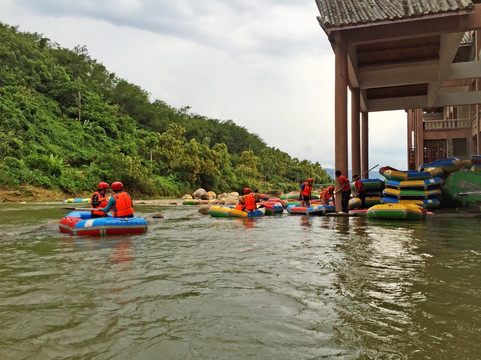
[
  {"left": 0, "top": 185, "right": 182, "bottom": 206},
  {"left": 0, "top": 186, "right": 68, "bottom": 203}
]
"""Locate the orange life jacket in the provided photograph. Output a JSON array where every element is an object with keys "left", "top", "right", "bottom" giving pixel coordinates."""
[
  {"left": 321, "top": 189, "right": 332, "bottom": 203},
  {"left": 301, "top": 182, "right": 312, "bottom": 197},
  {"left": 244, "top": 194, "right": 256, "bottom": 211},
  {"left": 113, "top": 192, "right": 134, "bottom": 217},
  {"left": 234, "top": 204, "right": 245, "bottom": 211},
  {"left": 91, "top": 191, "right": 109, "bottom": 216}
]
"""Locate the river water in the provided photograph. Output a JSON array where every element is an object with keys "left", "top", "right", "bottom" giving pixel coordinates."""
[{"left": 0, "top": 202, "right": 480, "bottom": 359}]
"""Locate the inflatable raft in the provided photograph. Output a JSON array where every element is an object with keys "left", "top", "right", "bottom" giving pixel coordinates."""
[
  {"left": 208, "top": 205, "right": 265, "bottom": 218},
  {"left": 59, "top": 211, "right": 147, "bottom": 236},
  {"left": 257, "top": 201, "right": 284, "bottom": 215},
  {"left": 287, "top": 204, "right": 335, "bottom": 216},
  {"left": 349, "top": 197, "right": 361, "bottom": 210},
  {"left": 419, "top": 158, "right": 464, "bottom": 173},
  {"left": 62, "top": 198, "right": 90, "bottom": 203},
  {"left": 380, "top": 166, "right": 443, "bottom": 181},
  {"left": 383, "top": 187, "right": 441, "bottom": 200},
  {"left": 380, "top": 196, "right": 440, "bottom": 210},
  {"left": 442, "top": 169, "right": 481, "bottom": 206},
  {"left": 366, "top": 203, "right": 427, "bottom": 220},
  {"left": 385, "top": 177, "right": 442, "bottom": 190},
  {"left": 182, "top": 199, "right": 210, "bottom": 205},
  {"left": 351, "top": 178, "right": 385, "bottom": 192}
]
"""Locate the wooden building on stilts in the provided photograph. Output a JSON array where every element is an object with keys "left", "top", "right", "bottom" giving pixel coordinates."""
[{"left": 314, "top": 0, "right": 481, "bottom": 211}]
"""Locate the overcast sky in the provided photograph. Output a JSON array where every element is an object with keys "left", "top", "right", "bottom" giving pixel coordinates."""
[{"left": 1, "top": 0, "right": 408, "bottom": 172}]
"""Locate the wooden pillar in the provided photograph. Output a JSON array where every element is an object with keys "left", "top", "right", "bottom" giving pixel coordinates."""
[
  {"left": 415, "top": 109, "right": 424, "bottom": 168},
  {"left": 474, "top": 30, "right": 481, "bottom": 154},
  {"left": 361, "top": 112, "right": 369, "bottom": 178},
  {"left": 351, "top": 87, "right": 361, "bottom": 179},
  {"left": 333, "top": 36, "right": 348, "bottom": 211}
]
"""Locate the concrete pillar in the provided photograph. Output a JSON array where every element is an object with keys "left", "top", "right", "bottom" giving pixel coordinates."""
[
  {"left": 333, "top": 36, "right": 348, "bottom": 211},
  {"left": 361, "top": 112, "right": 369, "bottom": 178},
  {"left": 351, "top": 87, "right": 361, "bottom": 179}
]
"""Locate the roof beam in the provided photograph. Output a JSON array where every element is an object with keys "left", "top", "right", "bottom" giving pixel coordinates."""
[
  {"left": 357, "top": 59, "right": 481, "bottom": 89},
  {"left": 447, "top": 60, "right": 481, "bottom": 79},
  {"left": 367, "top": 91, "right": 481, "bottom": 112},
  {"left": 434, "top": 91, "right": 481, "bottom": 107},
  {"left": 359, "top": 60, "right": 438, "bottom": 88},
  {"left": 427, "top": 32, "right": 465, "bottom": 106},
  {"left": 368, "top": 95, "right": 427, "bottom": 112}
]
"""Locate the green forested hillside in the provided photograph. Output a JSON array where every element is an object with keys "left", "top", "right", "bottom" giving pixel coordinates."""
[{"left": 0, "top": 23, "right": 331, "bottom": 197}]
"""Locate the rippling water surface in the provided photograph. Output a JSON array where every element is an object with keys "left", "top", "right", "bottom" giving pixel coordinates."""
[{"left": 0, "top": 202, "right": 480, "bottom": 359}]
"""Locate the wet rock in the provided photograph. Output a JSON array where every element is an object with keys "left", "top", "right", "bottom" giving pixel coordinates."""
[
  {"left": 198, "top": 205, "right": 211, "bottom": 215},
  {"left": 149, "top": 213, "right": 164, "bottom": 219}
]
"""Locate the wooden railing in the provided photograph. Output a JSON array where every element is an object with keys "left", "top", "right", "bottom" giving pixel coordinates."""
[{"left": 423, "top": 118, "right": 471, "bottom": 130}]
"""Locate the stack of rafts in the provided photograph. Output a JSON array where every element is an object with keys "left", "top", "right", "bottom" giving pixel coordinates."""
[{"left": 379, "top": 166, "right": 443, "bottom": 210}]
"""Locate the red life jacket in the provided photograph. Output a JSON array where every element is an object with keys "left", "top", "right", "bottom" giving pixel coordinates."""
[
  {"left": 355, "top": 179, "right": 366, "bottom": 192},
  {"left": 113, "top": 192, "right": 134, "bottom": 217},
  {"left": 301, "top": 182, "right": 312, "bottom": 197},
  {"left": 244, "top": 194, "right": 256, "bottom": 211},
  {"left": 91, "top": 191, "right": 109, "bottom": 216},
  {"left": 339, "top": 175, "right": 350, "bottom": 192}
]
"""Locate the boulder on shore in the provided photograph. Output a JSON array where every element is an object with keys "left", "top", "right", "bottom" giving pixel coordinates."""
[{"left": 193, "top": 188, "right": 207, "bottom": 199}]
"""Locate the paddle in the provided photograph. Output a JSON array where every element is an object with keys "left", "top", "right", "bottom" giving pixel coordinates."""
[
  {"left": 60, "top": 207, "right": 102, "bottom": 211},
  {"left": 60, "top": 207, "right": 163, "bottom": 220},
  {"left": 334, "top": 164, "right": 379, "bottom": 194}
]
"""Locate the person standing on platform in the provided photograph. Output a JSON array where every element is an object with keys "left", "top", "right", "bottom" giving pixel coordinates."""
[
  {"left": 335, "top": 170, "right": 351, "bottom": 213},
  {"left": 299, "top": 178, "right": 314, "bottom": 207},
  {"left": 353, "top": 175, "right": 366, "bottom": 209}
]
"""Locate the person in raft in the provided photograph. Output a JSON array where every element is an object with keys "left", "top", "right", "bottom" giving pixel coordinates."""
[
  {"left": 241, "top": 188, "right": 257, "bottom": 212},
  {"left": 353, "top": 175, "right": 366, "bottom": 209},
  {"left": 91, "top": 182, "right": 110, "bottom": 218},
  {"left": 320, "top": 185, "right": 335, "bottom": 206},
  {"left": 299, "top": 178, "right": 314, "bottom": 207},
  {"left": 99, "top": 181, "right": 134, "bottom": 218},
  {"left": 335, "top": 170, "right": 351, "bottom": 213},
  {"left": 234, "top": 196, "right": 246, "bottom": 211}
]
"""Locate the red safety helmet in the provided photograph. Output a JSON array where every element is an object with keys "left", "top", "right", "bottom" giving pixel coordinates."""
[
  {"left": 111, "top": 181, "right": 123, "bottom": 191},
  {"left": 98, "top": 182, "right": 109, "bottom": 190},
  {"left": 243, "top": 187, "right": 251, "bottom": 194},
  {"left": 329, "top": 185, "right": 335, "bottom": 192}
]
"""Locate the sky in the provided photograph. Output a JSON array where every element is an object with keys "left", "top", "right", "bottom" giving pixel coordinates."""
[{"left": 1, "top": 0, "right": 408, "bottom": 172}]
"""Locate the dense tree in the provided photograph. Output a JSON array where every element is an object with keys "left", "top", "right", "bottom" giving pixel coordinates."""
[{"left": 0, "top": 22, "right": 332, "bottom": 197}]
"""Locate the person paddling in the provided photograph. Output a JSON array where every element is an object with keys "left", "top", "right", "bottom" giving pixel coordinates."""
[
  {"left": 91, "top": 182, "right": 109, "bottom": 218},
  {"left": 99, "top": 182, "right": 134, "bottom": 218}
]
